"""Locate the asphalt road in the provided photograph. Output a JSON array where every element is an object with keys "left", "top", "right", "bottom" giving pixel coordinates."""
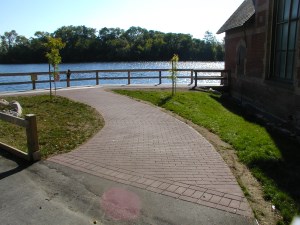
[{"left": 0, "top": 151, "right": 256, "bottom": 225}]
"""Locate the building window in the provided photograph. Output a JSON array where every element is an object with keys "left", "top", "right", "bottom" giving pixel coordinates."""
[{"left": 271, "top": 0, "right": 300, "bottom": 82}]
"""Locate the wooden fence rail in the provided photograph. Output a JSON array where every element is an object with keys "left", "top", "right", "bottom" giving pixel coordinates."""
[
  {"left": 0, "top": 112, "right": 40, "bottom": 161},
  {"left": 193, "top": 69, "right": 231, "bottom": 88},
  {"left": 0, "top": 69, "right": 230, "bottom": 91}
]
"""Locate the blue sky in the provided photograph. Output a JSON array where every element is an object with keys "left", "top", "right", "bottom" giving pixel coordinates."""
[{"left": 0, "top": 0, "right": 243, "bottom": 40}]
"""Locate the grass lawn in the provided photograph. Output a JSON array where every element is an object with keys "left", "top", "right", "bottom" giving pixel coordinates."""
[
  {"left": 0, "top": 95, "right": 104, "bottom": 158},
  {"left": 114, "top": 89, "right": 300, "bottom": 225}
]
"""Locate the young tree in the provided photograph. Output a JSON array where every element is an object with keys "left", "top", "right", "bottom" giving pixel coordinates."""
[
  {"left": 44, "top": 37, "right": 65, "bottom": 97},
  {"left": 170, "top": 54, "right": 179, "bottom": 96}
]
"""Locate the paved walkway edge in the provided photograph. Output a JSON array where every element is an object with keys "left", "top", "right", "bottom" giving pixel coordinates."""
[
  {"left": 48, "top": 88, "right": 254, "bottom": 218},
  {"left": 49, "top": 154, "right": 253, "bottom": 218}
]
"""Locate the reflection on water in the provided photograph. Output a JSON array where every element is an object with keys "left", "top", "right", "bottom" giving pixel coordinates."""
[{"left": 0, "top": 61, "right": 224, "bottom": 92}]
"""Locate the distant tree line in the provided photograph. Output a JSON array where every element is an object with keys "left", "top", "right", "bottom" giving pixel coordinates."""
[{"left": 0, "top": 26, "right": 224, "bottom": 63}]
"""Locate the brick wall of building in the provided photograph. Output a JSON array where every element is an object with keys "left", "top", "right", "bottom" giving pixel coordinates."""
[
  {"left": 246, "top": 32, "right": 265, "bottom": 78},
  {"left": 224, "top": 0, "right": 300, "bottom": 133}
]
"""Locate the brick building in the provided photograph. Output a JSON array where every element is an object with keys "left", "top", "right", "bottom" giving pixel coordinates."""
[{"left": 217, "top": 0, "right": 300, "bottom": 135}]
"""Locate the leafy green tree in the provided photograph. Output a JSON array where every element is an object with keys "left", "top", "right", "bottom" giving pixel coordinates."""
[
  {"left": 54, "top": 25, "right": 96, "bottom": 62},
  {"left": 4, "top": 30, "right": 18, "bottom": 49},
  {"left": 29, "top": 31, "right": 50, "bottom": 63},
  {"left": 203, "top": 31, "right": 218, "bottom": 44},
  {"left": 0, "top": 35, "right": 9, "bottom": 54},
  {"left": 0, "top": 30, "right": 19, "bottom": 63},
  {"left": 11, "top": 35, "right": 31, "bottom": 63},
  {"left": 149, "top": 31, "right": 166, "bottom": 60},
  {"left": 170, "top": 54, "right": 179, "bottom": 96},
  {"left": 0, "top": 27, "right": 224, "bottom": 63},
  {"left": 202, "top": 31, "right": 224, "bottom": 61},
  {"left": 44, "top": 37, "right": 65, "bottom": 97},
  {"left": 123, "top": 26, "right": 149, "bottom": 60}
]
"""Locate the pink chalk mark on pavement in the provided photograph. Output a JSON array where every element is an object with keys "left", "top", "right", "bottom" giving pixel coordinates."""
[{"left": 100, "top": 187, "right": 141, "bottom": 221}]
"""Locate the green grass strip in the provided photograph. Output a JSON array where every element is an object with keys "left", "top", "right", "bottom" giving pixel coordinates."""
[
  {"left": 0, "top": 95, "right": 104, "bottom": 158},
  {"left": 114, "top": 89, "right": 300, "bottom": 225}
]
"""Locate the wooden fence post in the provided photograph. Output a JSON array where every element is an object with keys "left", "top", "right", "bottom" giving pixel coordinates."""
[
  {"left": 32, "top": 80, "right": 36, "bottom": 90},
  {"left": 66, "top": 70, "right": 71, "bottom": 87},
  {"left": 96, "top": 71, "right": 99, "bottom": 85},
  {"left": 159, "top": 71, "right": 162, "bottom": 85},
  {"left": 31, "top": 74, "right": 37, "bottom": 90},
  {"left": 128, "top": 71, "right": 131, "bottom": 85},
  {"left": 190, "top": 70, "right": 194, "bottom": 85},
  {"left": 221, "top": 71, "right": 225, "bottom": 86},
  {"left": 25, "top": 114, "right": 40, "bottom": 161},
  {"left": 194, "top": 71, "right": 198, "bottom": 87}
]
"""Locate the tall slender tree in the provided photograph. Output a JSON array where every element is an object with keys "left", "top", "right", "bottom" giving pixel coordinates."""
[
  {"left": 44, "top": 37, "right": 65, "bottom": 97},
  {"left": 170, "top": 54, "right": 179, "bottom": 96}
]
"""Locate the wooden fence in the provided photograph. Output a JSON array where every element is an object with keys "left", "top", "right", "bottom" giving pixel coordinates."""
[
  {"left": 0, "top": 69, "right": 230, "bottom": 91},
  {"left": 0, "top": 112, "right": 40, "bottom": 161},
  {"left": 193, "top": 69, "right": 231, "bottom": 88}
]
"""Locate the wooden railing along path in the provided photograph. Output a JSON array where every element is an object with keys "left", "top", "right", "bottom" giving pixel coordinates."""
[
  {"left": 0, "top": 69, "right": 230, "bottom": 91},
  {"left": 0, "top": 112, "right": 40, "bottom": 161}
]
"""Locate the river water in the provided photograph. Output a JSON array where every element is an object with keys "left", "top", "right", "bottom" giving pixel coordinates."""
[{"left": 0, "top": 61, "right": 224, "bottom": 92}]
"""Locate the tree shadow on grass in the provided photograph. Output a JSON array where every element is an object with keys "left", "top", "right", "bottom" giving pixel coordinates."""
[
  {"left": 209, "top": 94, "right": 300, "bottom": 218},
  {"left": 158, "top": 95, "right": 173, "bottom": 107}
]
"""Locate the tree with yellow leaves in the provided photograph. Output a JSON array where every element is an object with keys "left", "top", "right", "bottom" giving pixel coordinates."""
[{"left": 44, "top": 37, "right": 65, "bottom": 97}]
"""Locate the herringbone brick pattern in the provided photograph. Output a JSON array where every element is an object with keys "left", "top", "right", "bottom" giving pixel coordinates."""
[{"left": 48, "top": 87, "right": 253, "bottom": 217}]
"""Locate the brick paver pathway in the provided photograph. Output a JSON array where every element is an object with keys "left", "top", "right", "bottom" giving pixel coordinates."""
[{"left": 48, "top": 87, "right": 253, "bottom": 217}]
